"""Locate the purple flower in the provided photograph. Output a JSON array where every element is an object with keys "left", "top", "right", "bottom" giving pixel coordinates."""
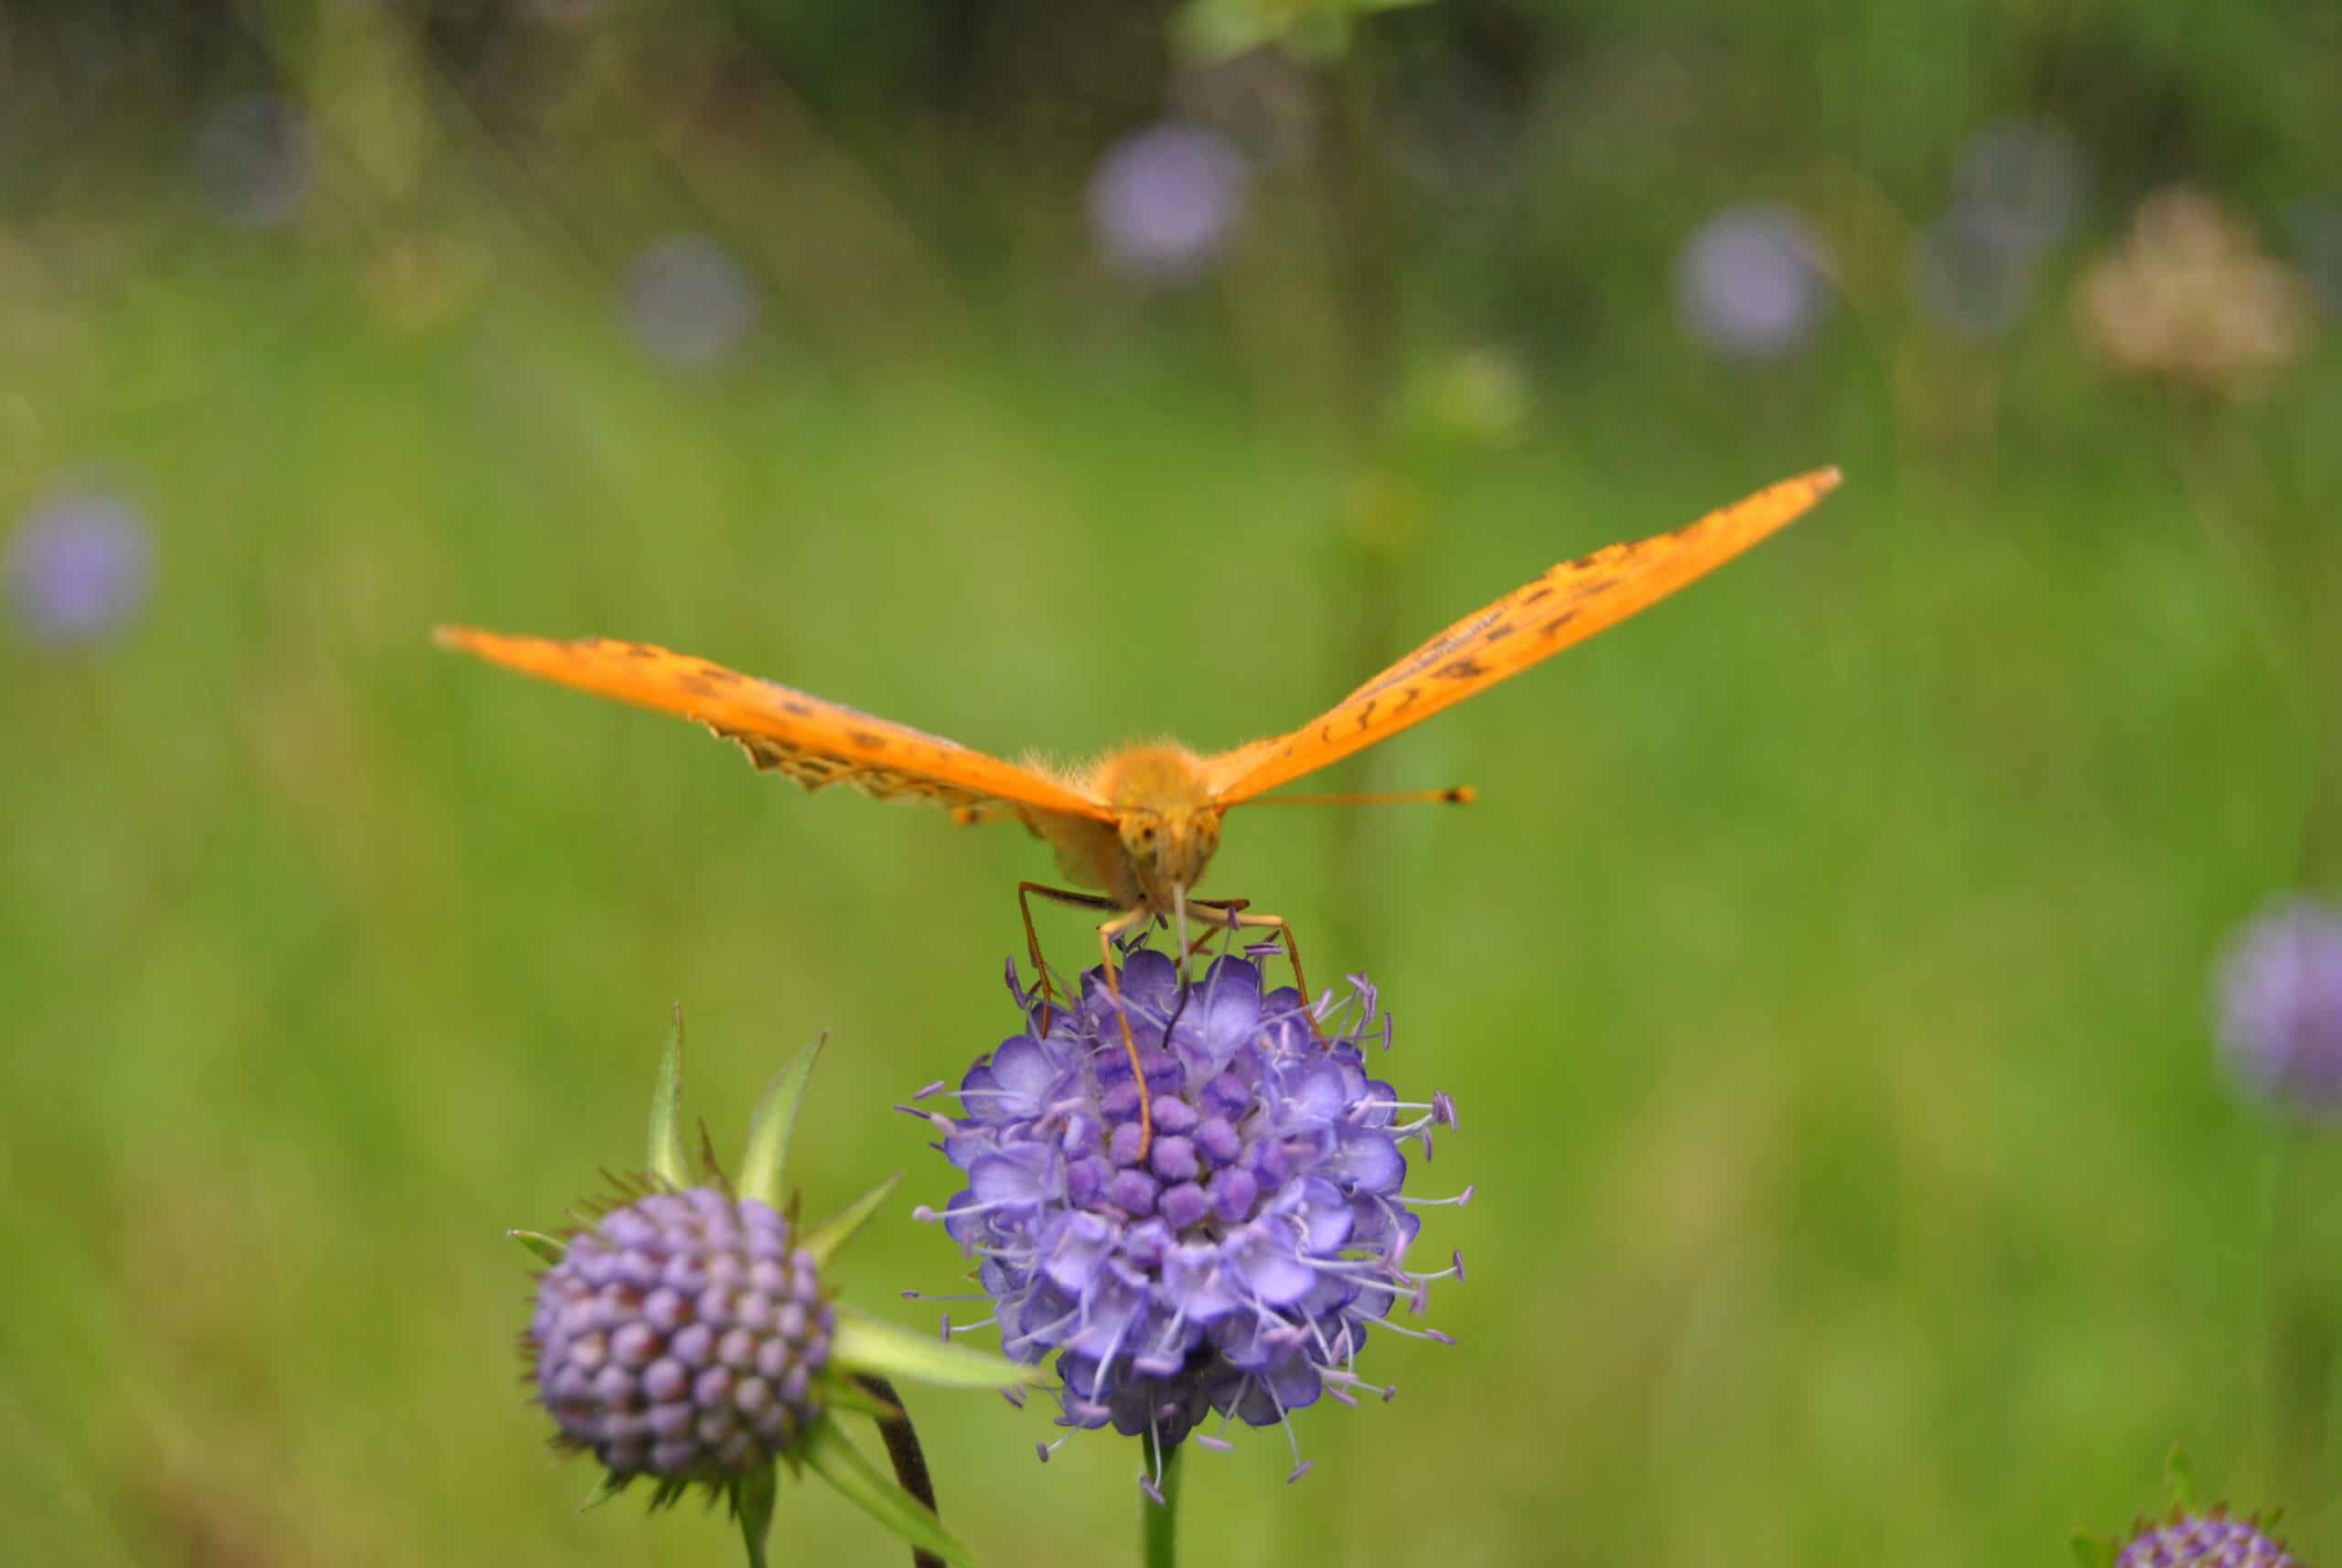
[
  {"left": 2116, "top": 1510, "right": 2295, "bottom": 1567},
  {"left": 189, "top": 94, "right": 311, "bottom": 230},
  {"left": 1950, "top": 119, "right": 2089, "bottom": 252},
  {"left": 6, "top": 491, "right": 155, "bottom": 646},
  {"left": 1909, "top": 208, "right": 2036, "bottom": 338},
  {"left": 2288, "top": 199, "right": 2342, "bottom": 315},
  {"left": 2215, "top": 898, "right": 2342, "bottom": 1115},
  {"left": 913, "top": 943, "right": 1466, "bottom": 1487},
  {"left": 622, "top": 234, "right": 761, "bottom": 368},
  {"left": 532, "top": 1188, "right": 835, "bottom": 1483},
  {"left": 1087, "top": 123, "right": 1250, "bottom": 286},
  {"left": 1674, "top": 203, "right": 1832, "bottom": 360}
]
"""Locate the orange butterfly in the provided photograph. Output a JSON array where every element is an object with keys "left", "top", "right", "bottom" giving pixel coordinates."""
[{"left": 439, "top": 467, "right": 1839, "bottom": 1142}]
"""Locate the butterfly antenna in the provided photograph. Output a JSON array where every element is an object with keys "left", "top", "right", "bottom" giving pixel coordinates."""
[{"left": 1231, "top": 786, "right": 1477, "bottom": 809}]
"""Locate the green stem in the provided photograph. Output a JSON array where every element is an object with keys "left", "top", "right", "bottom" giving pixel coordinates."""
[
  {"left": 853, "top": 1374, "right": 944, "bottom": 1568},
  {"left": 1141, "top": 1432, "right": 1183, "bottom": 1568},
  {"left": 2266, "top": 1126, "right": 2331, "bottom": 1511}
]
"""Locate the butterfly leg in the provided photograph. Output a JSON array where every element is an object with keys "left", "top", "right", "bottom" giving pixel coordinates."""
[
  {"left": 1188, "top": 900, "right": 1326, "bottom": 1046},
  {"left": 1016, "top": 880, "right": 1122, "bottom": 1028},
  {"left": 1094, "top": 908, "right": 1156, "bottom": 1156}
]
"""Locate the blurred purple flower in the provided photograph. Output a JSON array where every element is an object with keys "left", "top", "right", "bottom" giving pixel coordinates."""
[
  {"left": 2216, "top": 898, "right": 2342, "bottom": 1116},
  {"left": 1951, "top": 119, "right": 2089, "bottom": 251},
  {"left": 2288, "top": 199, "right": 2342, "bottom": 314},
  {"left": 1674, "top": 204, "right": 1832, "bottom": 360},
  {"left": 623, "top": 234, "right": 761, "bottom": 368},
  {"left": 1087, "top": 123, "right": 1250, "bottom": 287},
  {"left": 1909, "top": 209, "right": 2036, "bottom": 338},
  {"left": 189, "top": 94, "right": 311, "bottom": 230},
  {"left": 6, "top": 491, "right": 155, "bottom": 647},
  {"left": 913, "top": 944, "right": 1465, "bottom": 1487}
]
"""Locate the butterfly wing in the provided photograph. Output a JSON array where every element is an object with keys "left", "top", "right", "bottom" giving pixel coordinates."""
[
  {"left": 435, "top": 628, "right": 1112, "bottom": 820},
  {"left": 1205, "top": 467, "right": 1841, "bottom": 804}
]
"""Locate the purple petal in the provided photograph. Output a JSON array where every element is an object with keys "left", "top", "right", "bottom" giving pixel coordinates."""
[{"left": 1223, "top": 1226, "right": 1317, "bottom": 1306}]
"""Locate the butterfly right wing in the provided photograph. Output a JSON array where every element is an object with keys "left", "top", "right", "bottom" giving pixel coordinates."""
[
  {"left": 1203, "top": 467, "right": 1841, "bottom": 803},
  {"left": 435, "top": 628, "right": 1113, "bottom": 821}
]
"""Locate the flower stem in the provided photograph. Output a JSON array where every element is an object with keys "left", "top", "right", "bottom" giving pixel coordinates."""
[
  {"left": 2266, "top": 1125, "right": 2333, "bottom": 1512},
  {"left": 853, "top": 1374, "right": 943, "bottom": 1568},
  {"left": 1142, "top": 1432, "right": 1183, "bottom": 1568}
]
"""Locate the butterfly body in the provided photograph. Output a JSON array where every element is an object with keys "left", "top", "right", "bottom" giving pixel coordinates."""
[{"left": 437, "top": 467, "right": 1842, "bottom": 924}]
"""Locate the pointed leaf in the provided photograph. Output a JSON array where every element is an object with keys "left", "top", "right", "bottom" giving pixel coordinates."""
[
  {"left": 578, "top": 1472, "right": 628, "bottom": 1512},
  {"left": 832, "top": 1308, "right": 1036, "bottom": 1391},
  {"left": 739, "top": 1035, "right": 826, "bottom": 1211},
  {"left": 648, "top": 1004, "right": 690, "bottom": 1189},
  {"left": 2164, "top": 1443, "right": 2198, "bottom": 1509},
  {"left": 801, "top": 1173, "right": 902, "bottom": 1266},
  {"left": 510, "top": 1229, "right": 567, "bottom": 1265},
  {"left": 799, "top": 1413, "right": 978, "bottom": 1568},
  {"left": 734, "top": 1462, "right": 777, "bottom": 1568}
]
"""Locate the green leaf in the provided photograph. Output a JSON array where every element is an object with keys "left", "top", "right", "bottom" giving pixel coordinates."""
[
  {"left": 831, "top": 1307, "right": 1036, "bottom": 1391},
  {"left": 799, "top": 1413, "right": 979, "bottom": 1568},
  {"left": 2069, "top": 1533, "right": 2116, "bottom": 1568},
  {"left": 739, "top": 1034, "right": 826, "bottom": 1212},
  {"left": 2164, "top": 1443, "right": 2198, "bottom": 1509},
  {"left": 648, "top": 1004, "right": 690, "bottom": 1190},
  {"left": 801, "top": 1172, "right": 901, "bottom": 1266},
  {"left": 510, "top": 1229, "right": 567, "bottom": 1264},
  {"left": 734, "top": 1462, "right": 777, "bottom": 1568}
]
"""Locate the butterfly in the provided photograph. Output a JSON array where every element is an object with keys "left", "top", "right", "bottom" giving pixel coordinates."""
[{"left": 439, "top": 466, "right": 1840, "bottom": 1144}]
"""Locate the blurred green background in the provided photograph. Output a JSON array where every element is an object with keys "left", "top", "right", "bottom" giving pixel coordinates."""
[{"left": 4, "top": 1, "right": 2340, "bottom": 1564}]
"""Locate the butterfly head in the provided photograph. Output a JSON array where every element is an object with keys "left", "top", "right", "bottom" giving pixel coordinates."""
[{"left": 1090, "top": 746, "right": 1224, "bottom": 911}]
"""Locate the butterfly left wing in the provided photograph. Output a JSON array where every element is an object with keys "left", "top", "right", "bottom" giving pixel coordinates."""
[
  {"left": 1205, "top": 467, "right": 1841, "bottom": 804},
  {"left": 435, "top": 627, "right": 1112, "bottom": 820}
]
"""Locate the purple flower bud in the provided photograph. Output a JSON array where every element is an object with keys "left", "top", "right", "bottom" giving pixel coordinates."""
[
  {"left": 2117, "top": 1510, "right": 2295, "bottom": 1567},
  {"left": 2216, "top": 898, "right": 2342, "bottom": 1115},
  {"left": 532, "top": 1190, "right": 832, "bottom": 1480},
  {"left": 917, "top": 946, "right": 1464, "bottom": 1471}
]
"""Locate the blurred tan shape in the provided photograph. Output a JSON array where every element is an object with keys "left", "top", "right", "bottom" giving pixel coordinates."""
[{"left": 2078, "top": 187, "right": 2316, "bottom": 401}]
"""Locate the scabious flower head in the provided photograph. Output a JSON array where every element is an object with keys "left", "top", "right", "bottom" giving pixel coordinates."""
[
  {"left": 914, "top": 942, "right": 1466, "bottom": 1483},
  {"left": 514, "top": 1019, "right": 1028, "bottom": 1563},
  {"left": 531, "top": 1187, "right": 835, "bottom": 1484},
  {"left": 2215, "top": 897, "right": 2342, "bottom": 1115},
  {"left": 2115, "top": 1509, "right": 2295, "bottom": 1567}
]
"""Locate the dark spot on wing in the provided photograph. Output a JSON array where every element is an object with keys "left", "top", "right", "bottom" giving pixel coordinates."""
[
  {"left": 844, "top": 729, "right": 887, "bottom": 751},
  {"left": 1520, "top": 584, "right": 1555, "bottom": 607},
  {"left": 780, "top": 699, "right": 813, "bottom": 717},
  {"left": 1434, "top": 656, "right": 1488, "bottom": 681},
  {"left": 1539, "top": 609, "right": 1578, "bottom": 638}
]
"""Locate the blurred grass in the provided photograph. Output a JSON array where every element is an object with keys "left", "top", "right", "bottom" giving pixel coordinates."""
[{"left": 5, "top": 8, "right": 2342, "bottom": 1565}]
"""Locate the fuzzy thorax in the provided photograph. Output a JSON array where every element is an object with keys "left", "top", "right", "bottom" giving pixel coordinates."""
[{"left": 1036, "top": 746, "right": 1225, "bottom": 913}]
